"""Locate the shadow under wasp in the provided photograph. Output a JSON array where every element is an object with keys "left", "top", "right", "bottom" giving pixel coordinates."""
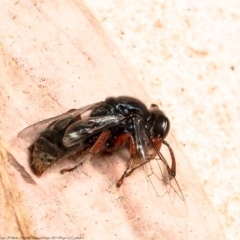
[{"left": 18, "top": 96, "right": 185, "bottom": 209}]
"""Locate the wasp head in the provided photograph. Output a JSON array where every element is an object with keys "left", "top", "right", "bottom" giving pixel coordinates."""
[{"left": 148, "top": 104, "right": 170, "bottom": 139}]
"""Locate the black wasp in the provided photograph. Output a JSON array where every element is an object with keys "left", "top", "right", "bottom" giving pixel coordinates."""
[{"left": 18, "top": 96, "right": 185, "bottom": 203}]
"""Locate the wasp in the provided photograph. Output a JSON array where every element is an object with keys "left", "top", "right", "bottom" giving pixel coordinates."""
[{"left": 18, "top": 96, "right": 185, "bottom": 202}]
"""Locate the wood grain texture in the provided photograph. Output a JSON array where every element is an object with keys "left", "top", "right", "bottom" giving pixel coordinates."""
[{"left": 0, "top": 1, "right": 229, "bottom": 239}]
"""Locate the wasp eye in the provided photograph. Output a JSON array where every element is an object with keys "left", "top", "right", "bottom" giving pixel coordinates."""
[
  {"left": 153, "top": 115, "right": 170, "bottom": 139},
  {"left": 150, "top": 105, "right": 170, "bottom": 139}
]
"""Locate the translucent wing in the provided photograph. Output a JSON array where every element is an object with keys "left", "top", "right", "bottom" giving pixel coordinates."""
[
  {"left": 62, "top": 115, "right": 125, "bottom": 147},
  {"left": 18, "top": 102, "right": 104, "bottom": 140},
  {"left": 133, "top": 117, "right": 187, "bottom": 217}
]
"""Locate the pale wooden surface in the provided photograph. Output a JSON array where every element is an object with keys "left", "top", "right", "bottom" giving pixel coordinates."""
[{"left": 0, "top": 0, "right": 238, "bottom": 239}]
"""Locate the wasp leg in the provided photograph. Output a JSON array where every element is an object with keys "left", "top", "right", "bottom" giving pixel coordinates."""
[
  {"left": 145, "top": 137, "right": 176, "bottom": 178},
  {"left": 60, "top": 153, "right": 90, "bottom": 174},
  {"left": 89, "top": 130, "right": 111, "bottom": 154},
  {"left": 148, "top": 137, "right": 162, "bottom": 158},
  {"left": 116, "top": 158, "right": 134, "bottom": 188},
  {"left": 60, "top": 130, "right": 111, "bottom": 174},
  {"left": 123, "top": 139, "right": 176, "bottom": 179},
  {"left": 162, "top": 140, "right": 176, "bottom": 177},
  {"left": 108, "top": 133, "right": 137, "bottom": 188},
  {"left": 124, "top": 158, "right": 153, "bottom": 178}
]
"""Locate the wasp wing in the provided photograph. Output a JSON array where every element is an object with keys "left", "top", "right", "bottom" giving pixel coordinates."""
[
  {"left": 133, "top": 117, "right": 187, "bottom": 217},
  {"left": 18, "top": 102, "right": 104, "bottom": 140},
  {"left": 43, "top": 115, "right": 125, "bottom": 175},
  {"left": 62, "top": 115, "right": 125, "bottom": 147},
  {"left": 133, "top": 117, "right": 170, "bottom": 195},
  {"left": 134, "top": 118, "right": 171, "bottom": 196}
]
